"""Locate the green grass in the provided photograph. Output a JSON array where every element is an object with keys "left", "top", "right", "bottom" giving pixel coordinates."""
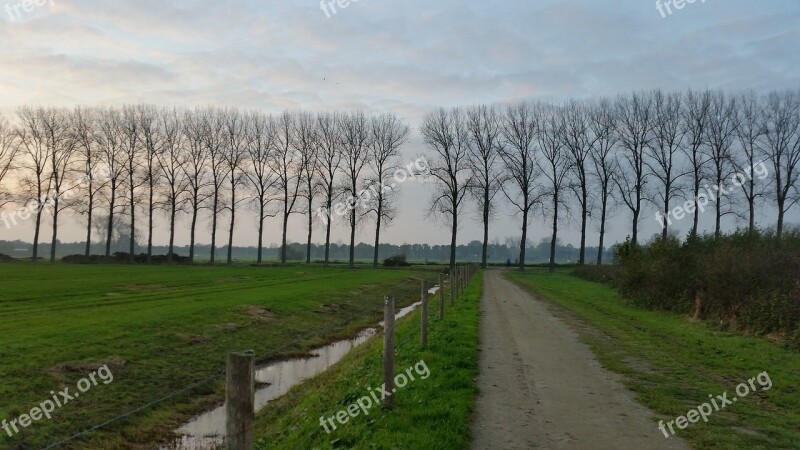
[
  {"left": 507, "top": 269, "right": 800, "bottom": 450},
  {"left": 251, "top": 271, "right": 482, "bottom": 449},
  {"left": 0, "top": 264, "right": 439, "bottom": 449}
]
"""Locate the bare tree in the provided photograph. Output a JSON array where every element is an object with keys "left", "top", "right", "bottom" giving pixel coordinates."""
[
  {"left": 538, "top": 104, "right": 570, "bottom": 273},
  {"left": 157, "top": 108, "right": 189, "bottom": 260},
  {"left": 704, "top": 91, "right": 740, "bottom": 238},
  {"left": 339, "top": 111, "right": 372, "bottom": 268},
  {"left": 295, "top": 111, "right": 320, "bottom": 264},
  {"left": 614, "top": 92, "right": 653, "bottom": 245},
  {"left": 0, "top": 116, "right": 19, "bottom": 211},
  {"left": 735, "top": 92, "right": 768, "bottom": 232},
  {"left": 588, "top": 98, "right": 619, "bottom": 264},
  {"left": 466, "top": 105, "right": 502, "bottom": 268},
  {"left": 203, "top": 108, "right": 229, "bottom": 264},
  {"left": 71, "top": 107, "right": 107, "bottom": 256},
  {"left": 272, "top": 111, "right": 303, "bottom": 264},
  {"left": 561, "top": 100, "right": 595, "bottom": 264},
  {"left": 15, "top": 106, "right": 52, "bottom": 261},
  {"left": 316, "top": 112, "right": 342, "bottom": 266},
  {"left": 422, "top": 107, "right": 472, "bottom": 269},
  {"left": 96, "top": 108, "right": 126, "bottom": 257},
  {"left": 222, "top": 108, "right": 248, "bottom": 264},
  {"left": 43, "top": 108, "right": 76, "bottom": 262},
  {"left": 647, "top": 90, "right": 687, "bottom": 240},
  {"left": 120, "top": 105, "right": 144, "bottom": 262},
  {"left": 244, "top": 111, "right": 279, "bottom": 264},
  {"left": 368, "top": 112, "right": 409, "bottom": 267},
  {"left": 500, "top": 101, "right": 542, "bottom": 270},
  {"left": 763, "top": 89, "right": 800, "bottom": 238},
  {"left": 684, "top": 89, "right": 712, "bottom": 236},
  {"left": 182, "top": 109, "right": 212, "bottom": 263},
  {"left": 137, "top": 105, "right": 163, "bottom": 263}
]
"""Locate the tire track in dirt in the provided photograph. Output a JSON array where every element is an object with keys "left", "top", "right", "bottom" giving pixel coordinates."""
[{"left": 471, "top": 270, "right": 690, "bottom": 450}]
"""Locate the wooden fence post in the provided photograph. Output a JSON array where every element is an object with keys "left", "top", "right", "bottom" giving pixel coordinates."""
[
  {"left": 438, "top": 273, "right": 444, "bottom": 320},
  {"left": 421, "top": 280, "right": 428, "bottom": 347},
  {"left": 449, "top": 270, "right": 454, "bottom": 306},
  {"left": 226, "top": 350, "right": 255, "bottom": 450},
  {"left": 383, "top": 295, "right": 395, "bottom": 408}
]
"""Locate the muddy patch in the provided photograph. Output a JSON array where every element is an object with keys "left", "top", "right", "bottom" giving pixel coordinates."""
[
  {"left": 213, "top": 323, "right": 242, "bottom": 331},
  {"left": 313, "top": 303, "right": 341, "bottom": 314},
  {"left": 241, "top": 306, "right": 276, "bottom": 322},
  {"left": 177, "top": 333, "right": 211, "bottom": 345},
  {"left": 48, "top": 356, "right": 126, "bottom": 380}
]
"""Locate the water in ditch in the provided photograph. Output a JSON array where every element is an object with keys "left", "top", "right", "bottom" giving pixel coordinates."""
[{"left": 163, "top": 287, "right": 438, "bottom": 449}]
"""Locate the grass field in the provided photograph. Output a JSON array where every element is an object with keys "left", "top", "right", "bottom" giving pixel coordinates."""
[
  {"left": 507, "top": 269, "right": 800, "bottom": 450},
  {"left": 251, "top": 270, "right": 481, "bottom": 449},
  {"left": 0, "top": 264, "right": 438, "bottom": 449}
]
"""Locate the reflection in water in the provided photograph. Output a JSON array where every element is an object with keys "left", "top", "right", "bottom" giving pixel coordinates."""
[{"left": 164, "top": 287, "right": 437, "bottom": 450}]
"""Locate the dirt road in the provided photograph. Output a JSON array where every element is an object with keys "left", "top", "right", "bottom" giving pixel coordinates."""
[{"left": 471, "top": 271, "right": 689, "bottom": 450}]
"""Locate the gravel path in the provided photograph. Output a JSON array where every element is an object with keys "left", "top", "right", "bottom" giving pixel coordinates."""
[{"left": 470, "top": 270, "right": 690, "bottom": 450}]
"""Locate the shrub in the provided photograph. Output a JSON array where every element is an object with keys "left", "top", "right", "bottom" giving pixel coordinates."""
[
  {"left": 383, "top": 254, "right": 410, "bottom": 267},
  {"left": 606, "top": 228, "right": 800, "bottom": 343}
]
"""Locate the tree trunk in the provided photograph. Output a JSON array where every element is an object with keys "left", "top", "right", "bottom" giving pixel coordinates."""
[
  {"left": 257, "top": 203, "right": 264, "bottom": 264},
  {"left": 50, "top": 197, "right": 59, "bottom": 263},
  {"left": 189, "top": 206, "right": 197, "bottom": 263},
  {"left": 519, "top": 204, "right": 528, "bottom": 271},
  {"left": 210, "top": 193, "right": 218, "bottom": 264},
  {"left": 549, "top": 191, "right": 558, "bottom": 273},
  {"left": 373, "top": 198, "right": 382, "bottom": 268},
  {"left": 228, "top": 184, "right": 235, "bottom": 264},
  {"left": 168, "top": 201, "right": 176, "bottom": 263},
  {"left": 324, "top": 194, "right": 332, "bottom": 267},
  {"left": 449, "top": 200, "right": 458, "bottom": 269},
  {"left": 662, "top": 187, "right": 670, "bottom": 241},
  {"left": 129, "top": 189, "right": 135, "bottom": 263},
  {"left": 348, "top": 207, "right": 356, "bottom": 268},
  {"left": 106, "top": 183, "right": 115, "bottom": 257},
  {"left": 748, "top": 177, "right": 756, "bottom": 233},
  {"left": 691, "top": 178, "right": 700, "bottom": 237},
  {"left": 281, "top": 211, "right": 289, "bottom": 264},
  {"left": 306, "top": 202, "right": 313, "bottom": 264},
  {"left": 147, "top": 183, "right": 154, "bottom": 264},
  {"left": 598, "top": 194, "right": 607, "bottom": 265},
  {"left": 32, "top": 183, "right": 43, "bottom": 262},
  {"left": 85, "top": 191, "right": 93, "bottom": 257},
  {"left": 481, "top": 189, "right": 489, "bottom": 268},
  {"left": 579, "top": 184, "right": 587, "bottom": 265}
]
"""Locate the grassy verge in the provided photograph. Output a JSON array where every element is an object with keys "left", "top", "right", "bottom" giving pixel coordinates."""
[
  {"left": 251, "top": 271, "right": 482, "bottom": 449},
  {"left": 0, "top": 264, "right": 438, "bottom": 449},
  {"left": 507, "top": 269, "right": 800, "bottom": 450}
]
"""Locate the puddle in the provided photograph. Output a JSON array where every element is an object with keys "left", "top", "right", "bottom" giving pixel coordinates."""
[{"left": 163, "top": 285, "right": 439, "bottom": 449}]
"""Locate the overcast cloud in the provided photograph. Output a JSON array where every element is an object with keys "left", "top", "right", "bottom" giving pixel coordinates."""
[{"left": 1, "top": 0, "right": 798, "bottom": 249}]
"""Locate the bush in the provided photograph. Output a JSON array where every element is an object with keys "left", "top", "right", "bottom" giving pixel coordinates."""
[
  {"left": 608, "top": 228, "right": 800, "bottom": 342},
  {"left": 571, "top": 264, "right": 619, "bottom": 285},
  {"left": 383, "top": 254, "right": 410, "bottom": 267}
]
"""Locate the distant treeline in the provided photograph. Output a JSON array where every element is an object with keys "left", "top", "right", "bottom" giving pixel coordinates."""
[{"left": 0, "top": 239, "right": 613, "bottom": 264}]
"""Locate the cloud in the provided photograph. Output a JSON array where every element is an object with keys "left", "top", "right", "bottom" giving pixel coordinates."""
[{"left": 0, "top": 0, "right": 798, "bottom": 247}]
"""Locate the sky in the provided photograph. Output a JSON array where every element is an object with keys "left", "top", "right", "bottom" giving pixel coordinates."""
[{"left": 0, "top": 0, "right": 799, "bottom": 250}]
